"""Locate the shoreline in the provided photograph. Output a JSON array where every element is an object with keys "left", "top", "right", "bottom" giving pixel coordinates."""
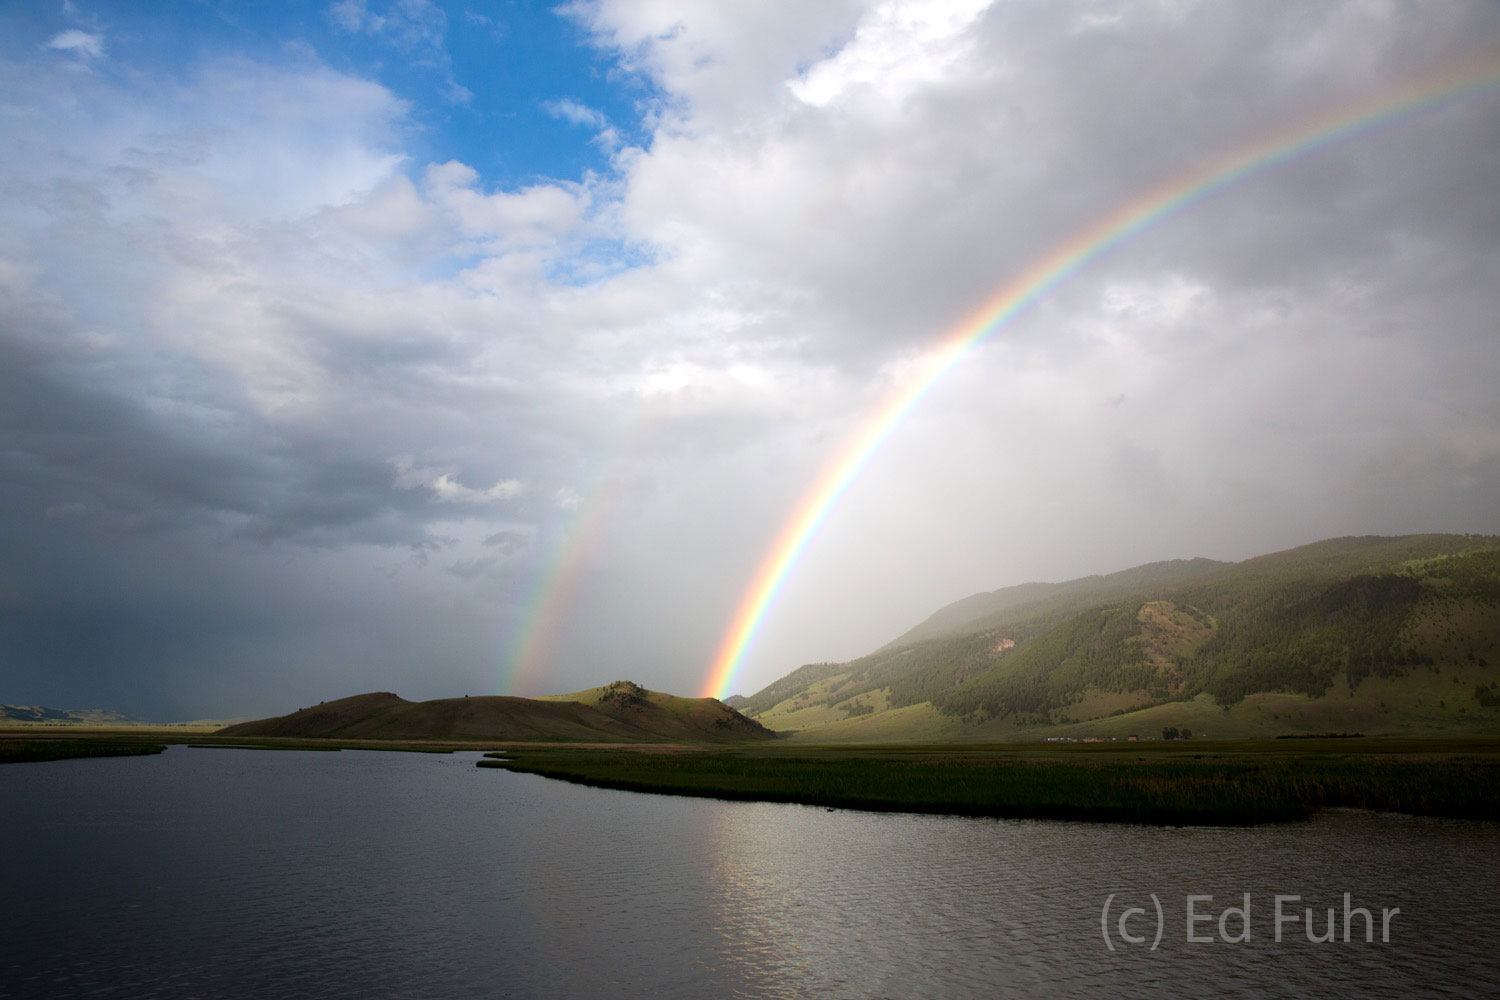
[
  {"left": 6, "top": 731, "right": 1498, "bottom": 827},
  {"left": 478, "top": 739, "right": 1500, "bottom": 827}
]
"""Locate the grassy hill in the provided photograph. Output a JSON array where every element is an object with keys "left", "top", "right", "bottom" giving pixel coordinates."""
[
  {"left": 218, "top": 683, "right": 773, "bottom": 743},
  {"left": 536, "top": 680, "right": 772, "bottom": 741},
  {"left": 739, "top": 534, "right": 1500, "bottom": 743}
]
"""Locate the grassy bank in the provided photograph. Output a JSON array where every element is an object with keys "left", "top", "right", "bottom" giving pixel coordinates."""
[
  {"left": 0, "top": 729, "right": 634, "bottom": 759},
  {"left": 0, "top": 736, "right": 168, "bottom": 764},
  {"left": 480, "top": 738, "right": 1500, "bottom": 826},
  {"left": 9, "top": 730, "right": 1497, "bottom": 827}
]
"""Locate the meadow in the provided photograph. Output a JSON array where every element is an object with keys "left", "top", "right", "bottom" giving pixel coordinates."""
[{"left": 480, "top": 737, "right": 1500, "bottom": 826}]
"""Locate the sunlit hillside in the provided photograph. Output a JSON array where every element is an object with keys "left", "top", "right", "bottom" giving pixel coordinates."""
[{"left": 739, "top": 535, "right": 1500, "bottom": 742}]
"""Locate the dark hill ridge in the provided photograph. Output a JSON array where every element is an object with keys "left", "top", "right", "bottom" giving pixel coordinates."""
[
  {"left": 218, "top": 684, "right": 774, "bottom": 743},
  {"left": 536, "top": 680, "right": 773, "bottom": 741}
]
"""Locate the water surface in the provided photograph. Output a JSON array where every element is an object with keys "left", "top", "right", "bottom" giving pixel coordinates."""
[{"left": 2, "top": 746, "right": 1496, "bottom": 998}]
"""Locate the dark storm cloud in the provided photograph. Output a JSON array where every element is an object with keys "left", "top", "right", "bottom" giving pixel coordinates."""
[{"left": 0, "top": 292, "right": 446, "bottom": 548}]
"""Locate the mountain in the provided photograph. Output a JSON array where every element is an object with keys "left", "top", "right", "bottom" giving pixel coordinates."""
[
  {"left": 0, "top": 705, "right": 138, "bottom": 725},
  {"left": 739, "top": 534, "right": 1500, "bottom": 742},
  {"left": 218, "top": 682, "right": 773, "bottom": 743},
  {"left": 880, "top": 558, "right": 1229, "bottom": 650}
]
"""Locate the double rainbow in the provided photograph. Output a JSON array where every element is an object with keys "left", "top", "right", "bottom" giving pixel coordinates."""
[{"left": 701, "top": 53, "right": 1500, "bottom": 700}]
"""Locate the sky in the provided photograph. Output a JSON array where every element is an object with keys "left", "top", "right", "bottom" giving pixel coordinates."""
[{"left": 3, "top": 1, "right": 1499, "bottom": 720}]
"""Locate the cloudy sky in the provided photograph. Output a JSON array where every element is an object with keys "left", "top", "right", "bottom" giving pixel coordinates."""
[{"left": 3, "top": 1, "right": 1498, "bottom": 719}]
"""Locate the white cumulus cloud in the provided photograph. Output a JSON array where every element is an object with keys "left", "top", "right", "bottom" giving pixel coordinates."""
[{"left": 46, "top": 29, "right": 104, "bottom": 61}]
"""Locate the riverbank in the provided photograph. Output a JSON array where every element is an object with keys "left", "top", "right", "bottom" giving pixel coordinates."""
[
  {"left": 480, "top": 738, "right": 1500, "bottom": 825},
  {"left": 8, "top": 730, "right": 1497, "bottom": 826},
  {"left": 0, "top": 731, "right": 477, "bottom": 762},
  {"left": 0, "top": 736, "right": 169, "bottom": 764},
  {"left": 0, "top": 729, "right": 676, "bottom": 761}
]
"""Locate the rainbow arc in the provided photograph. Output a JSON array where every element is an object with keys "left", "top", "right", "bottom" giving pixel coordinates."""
[{"left": 700, "top": 53, "right": 1500, "bottom": 700}]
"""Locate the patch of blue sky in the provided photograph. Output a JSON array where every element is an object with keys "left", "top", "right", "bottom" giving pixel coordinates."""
[
  {"left": 412, "top": 234, "right": 651, "bottom": 288},
  {"left": 413, "top": 249, "right": 488, "bottom": 285},
  {"left": 9, "top": 0, "right": 657, "bottom": 192},
  {"left": 544, "top": 235, "right": 659, "bottom": 287}
]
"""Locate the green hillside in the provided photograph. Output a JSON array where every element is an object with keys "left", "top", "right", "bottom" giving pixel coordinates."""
[
  {"left": 741, "top": 535, "right": 1500, "bottom": 742},
  {"left": 880, "top": 557, "right": 1229, "bottom": 649}
]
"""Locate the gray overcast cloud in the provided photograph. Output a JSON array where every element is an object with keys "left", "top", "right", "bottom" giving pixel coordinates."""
[{"left": 3, "top": 1, "right": 1499, "bottom": 719}]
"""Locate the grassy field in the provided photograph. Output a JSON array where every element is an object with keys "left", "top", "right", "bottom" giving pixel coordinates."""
[{"left": 480, "top": 737, "right": 1500, "bottom": 826}]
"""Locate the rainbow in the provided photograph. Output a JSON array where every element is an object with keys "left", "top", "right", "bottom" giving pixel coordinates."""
[
  {"left": 500, "top": 483, "right": 611, "bottom": 695},
  {"left": 702, "top": 53, "right": 1500, "bottom": 700},
  {"left": 500, "top": 424, "right": 638, "bottom": 695}
]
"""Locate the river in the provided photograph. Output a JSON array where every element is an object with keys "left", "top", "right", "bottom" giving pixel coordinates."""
[{"left": 2, "top": 746, "right": 1496, "bottom": 998}]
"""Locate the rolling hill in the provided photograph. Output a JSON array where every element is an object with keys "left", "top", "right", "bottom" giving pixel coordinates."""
[
  {"left": 535, "top": 680, "right": 773, "bottom": 741},
  {"left": 737, "top": 534, "right": 1500, "bottom": 742},
  {"left": 218, "top": 682, "right": 773, "bottom": 743},
  {"left": 1, "top": 705, "right": 138, "bottom": 726}
]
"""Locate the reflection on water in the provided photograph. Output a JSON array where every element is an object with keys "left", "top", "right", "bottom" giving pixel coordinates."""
[
  {"left": 702, "top": 801, "right": 1500, "bottom": 998},
  {"left": 2, "top": 746, "right": 1497, "bottom": 999}
]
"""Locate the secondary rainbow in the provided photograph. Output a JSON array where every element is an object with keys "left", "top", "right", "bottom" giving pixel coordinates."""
[
  {"left": 702, "top": 53, "right": 1500, "bottom": 700},
  {"left": 500, "top": 477, "right": 614, "bottom": 695},
  {"left": 501, "top": 418, "right": 641, "bottom": 695}
]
